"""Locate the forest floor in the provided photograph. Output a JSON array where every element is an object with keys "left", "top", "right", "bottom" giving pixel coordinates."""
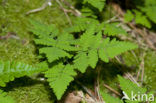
[{"left": 0, "top": 0, "right": 156, "bottom": 103}]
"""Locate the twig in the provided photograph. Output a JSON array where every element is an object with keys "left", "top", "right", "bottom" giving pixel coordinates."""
[
  {"left": 140, "top": 52, "right": 146, "bottom": 85},
  {"left": 26, "top": 0, "right": 52, "bottom": 15},
  {"left": 103, "top": 84, "right": 122, "bottom": 97},
  {"left": 105, "top": 15, "right": 119, "bottom": 23},
  {"left": 112, "top": 3, "right": 156, "bottom": 51},
  {"left": 0, "top": 32, "right": 20, "bottom": 40},
  {"left": 76, "top": 81, "right": 97, "bottom": 102},
  {"left": 61, "top": 0, "right": 81, "bottom": 17},
  {"left": 131, "top": 50, "right": 139, "bottom": 64},
  {"left": 55, "top": 0, "right": 72, "bottom": 25},
  {"left": 125, "top": 73, "right": 140, "bottom": 87},
  {"left": 95, "top": 65, "right": 103, "bottom": 102}
]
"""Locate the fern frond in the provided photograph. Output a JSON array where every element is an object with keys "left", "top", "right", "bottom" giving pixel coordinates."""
[
  {"left": 0, "top": 61, "right": 44, "bottom": 87},
  {"left": 34, "top": 38, "right": 56, "bottom": 46},
  {"left": 142, "top": 6, "right": 156, "bottom": 23},
  {"left": 99, "top": 38, "right": 138, "bottom": 62},
  {"left": 0, "top": 90, "right": 15, "bottom": 103},
  {"left": 104, "top": 23, "right": 128, "bottom": 36},
  {"left": 65, "top": 17, "right": 99, "bottom": 33},
  {"left": 124, "top": 10, "right": 134, "bottom": 22},
  {"left": 39, "top": 47, "right": 72, "bottom": 63},
  {"left": 30, "top": 20, "right": 59, "bottom": 38},
  {"left": 118, "top": 75, "right": 147, "bottom": 102},
  {"left": 81, "top": 7, "right": 97, "bottom": 18},
  {"left": 74, "top": 52, "right": 89, "bottom": 73},
  {"left": 134, "top": 10, "right": 151, "bottom": 28},
  {"left": 45, "top": 63, "right": 77, "bottom": 100},
  {"left": 88, "top": 49, "right": 98, "bottom": 68},
  {"left": 31, "top": 22, "right": 78, "bottom": 63}
]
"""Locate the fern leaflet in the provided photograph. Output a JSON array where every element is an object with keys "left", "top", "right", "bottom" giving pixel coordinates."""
[
  {"left": 0, "top": 61, "right": 44, "bottom": 87},
  {"left": 45, "top": 63, "right": 77, "bottom": 100}
]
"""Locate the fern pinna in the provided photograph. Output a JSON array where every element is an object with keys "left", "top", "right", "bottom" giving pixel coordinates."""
[
  {"left": 30, "top": 18, "right": 138, "bottom": 100},
  {"left": 0, "top": 61, "right": 44, "bottom": 87},
  {"left": 0, "top": 61, "right": 45, "bottom": 103}
]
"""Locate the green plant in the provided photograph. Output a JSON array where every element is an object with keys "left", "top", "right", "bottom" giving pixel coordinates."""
[
  {"left": 101, "top": 76, "right": 155, "bottom": 103},
  {"left": 0, "top": 61, "right": 45, "bottom": 87},
  {"left": 124, "top": 0, "right": 156, "bottom": 28},
  {"left": 82, "top": 0, "right": 106, "bottom": 11},
  {"left": 0, "top": 60, "right": 46, "bottom": 103},
  {"left": 30, "top": 17, "right": 138, "bottom": 99}
]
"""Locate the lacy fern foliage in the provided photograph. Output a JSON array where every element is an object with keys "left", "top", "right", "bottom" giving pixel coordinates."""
[
  {"left": 0, "top": 61, "right": 44, "bottom": 87},
  {"left": 124, "top": 0, "right": 156, "bottom": 28},
  {"left": 45, "top": 63, "right": 77, "bottom": 100},
  {"left": 101, "top": 76, "right": 154, "bottom": 103},
  {"left": 31, "top": 19, "right": 138, "bottom": 100}
]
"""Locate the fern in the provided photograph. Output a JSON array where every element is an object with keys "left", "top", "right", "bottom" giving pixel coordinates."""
[
  {"left": 31, "top": 21, "right": 78, "bottom": 62},
  {"left": 39, "top": 47, "right": 71, "bottom": 63},
  {"left": 124, "top": 10, "right": 134, "bottom": 22},
  {"left": 134, "top": 10, "right": 151, "bottom": 28},
  {"left": 0, "top": 61, "right": 44, "bottom": 87},
  {"left": 124, "top": 0, "right": 156, "bottom": 28},
  {"left": 31, "top": 20, "right": 138, "bottom": 100},
  {"left": 0, "top": 89, "right": 15, "bottom": 103},
  {"left": 118, "top": 75, "right": 147, "bottom": 100},
  {"left": 104, "top": 23, "right": 128, "bottom": 36},
  {"left": 99, "top": 38, "right": 138, "bottom": 62},
  {"left": 74, "top": 24, "right": 137, "bottom": 72},
  {"left": 65, "top": 17, "right": 99, "bottom": 33},
  {"left": 45, "top": 63, "right": 77, "bottom": 100},
  {"left": 100, "top": 76, "right": 154, "bottom": 103}
]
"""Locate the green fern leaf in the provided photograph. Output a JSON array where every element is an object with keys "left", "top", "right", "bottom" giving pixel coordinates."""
[
  {"left": 104, "top": 23, "right": 128, "bottom": 36},
  {"left": 65, "top": 17, "right": 99, "bottom": 33},
  {"left": 34, "top": 38, "right": 56, "bottom": 46},
  {"left": 39, "top": 47, "right": 71, "bottom": 63},
  {"left": 0, "top": 61, "right": 44, "bottom": 87},
  {"left": 74, "top": 52, "right": 89, "bottom": 73},
  {"left": 124, "top": 10, "right": 134, "bottom": 22},
  {"left": 143, "top": 6, "right": 156, "bottom": 23},
  {"left": 99, "top": 38, "right": 138, "bottom": 62},
  {"left": 45, "top": 63, "right": 77, "bottom": 100},
  {"left": 118, "top": 75, "right": 147, "bottom": 102},
  {"left": 88, "top": 49, "right": 98, "bottom": 68},
  {"left": 134, "top": 10, "right": 151, "bottom": 28},
  {"left": 30, "top": 20, "right": 58, "bottom": 38}
]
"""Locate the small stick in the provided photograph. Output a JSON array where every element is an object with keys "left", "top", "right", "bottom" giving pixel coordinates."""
[
  {"left": 55, "top": 0, "right": 72, "bottom": 25},
  {"left": 26, "top": 0, "right": 52, "bottom": 15},
  {"left": 103, "top": 84, "right": 122, "bottom": 97},
  {"left": 61, "top": 0, "right": 81, "bottom": 17},
  {"left": 140, "top": 53, "right": 146, "bottom": 85},
  {"left": 76, "top": 81, "right": 97, "bottom": 102},
  {"left": 125, "top": 73, "right": 140, "bottom": 87}
]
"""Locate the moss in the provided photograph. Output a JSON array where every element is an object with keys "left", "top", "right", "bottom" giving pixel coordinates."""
[
  {"left": 4, "top": 77, "right": 55, "bottom": 103},
  {"left": 0, "top": 0, "right": 74, "bottom": 102},
  {"left": 144, "top": 50, "right": 156, "bottom": 90},
  {"left": 122, "top": 49, "right": 156, "bottom": 91},
  {"left": 0, "top": 0, "right": 74, "bottom": 62}
]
